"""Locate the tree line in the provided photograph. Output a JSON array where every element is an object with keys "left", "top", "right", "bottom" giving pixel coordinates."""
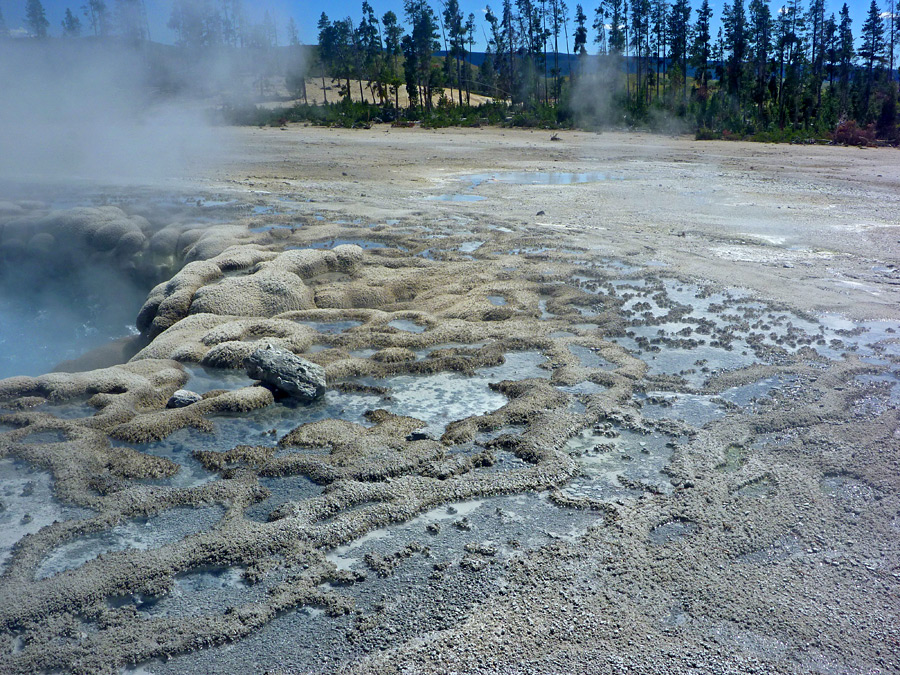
[
  {"left": 3, "top": 0, "right": 899, "bottom": 139},
  {"left": 7, "top": 0, "right": 151, "bottom": 41},
  {"left": 311, "top": 0, "right": 900, "bottom": 139},
  {"left": 4, "top": 0, "right": 280, "bottom": 47},
  {"left": 3, "top": 1, "right": 297, "bottom": 99}
]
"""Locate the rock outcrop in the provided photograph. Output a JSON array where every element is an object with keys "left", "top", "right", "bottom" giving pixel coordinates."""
[
  {"left": 244, "top": 346, "right": 326, "bottom": 401},
  {"left": 166, "top": 389, "right": 203, "bottom": 408}
]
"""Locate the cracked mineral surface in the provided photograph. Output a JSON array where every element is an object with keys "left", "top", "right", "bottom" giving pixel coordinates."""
[{"left": 1, "top": 128, "right": 898, "bottom": 674}]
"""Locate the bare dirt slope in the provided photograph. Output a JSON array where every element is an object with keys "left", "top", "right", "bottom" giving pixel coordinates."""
[{"left": 258, "top": 77, "right": 494, "bottom": 108}]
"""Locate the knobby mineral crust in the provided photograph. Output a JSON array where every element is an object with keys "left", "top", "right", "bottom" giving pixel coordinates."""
[{"left": 0, "top": 129, "right": 898, "bottom": 675}]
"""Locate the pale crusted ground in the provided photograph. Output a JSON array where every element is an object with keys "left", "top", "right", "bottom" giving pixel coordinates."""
[
  {"left": 0, "top": 128, "right": 898, "bottom": 675},
  {"left": 212, "top": 126, "right": 900, "bottom": 320}
]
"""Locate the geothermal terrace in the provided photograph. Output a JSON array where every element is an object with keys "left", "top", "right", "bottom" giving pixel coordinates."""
[{"left": 0, "top": 128, "right": 898, "bottom": 673}]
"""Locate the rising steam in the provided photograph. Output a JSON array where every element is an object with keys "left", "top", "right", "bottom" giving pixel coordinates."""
[{"left": 0, "top": 38, "right": 225, "bottom": 186}]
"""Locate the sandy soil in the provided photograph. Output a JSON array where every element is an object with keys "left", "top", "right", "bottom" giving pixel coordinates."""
[
  {"left": 1, "top": 128, "right": 898, "bottom": 675},
  {"left": 258, "top": 77, "right": 494, "bottom": 108}
]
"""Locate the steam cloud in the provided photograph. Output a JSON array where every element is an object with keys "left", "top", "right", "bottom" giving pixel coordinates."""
[
  {"left": 0, "top": 39, "right": 225, "bottom": 186},
  {"left": 0, "top": 36, "right": 258, "bottom": 378},
  {"left": 569, "top": 54, "right": 693, "bottom": 134},
  {"left": 568, "top": 54, "right": 628, "bottom": 129}
]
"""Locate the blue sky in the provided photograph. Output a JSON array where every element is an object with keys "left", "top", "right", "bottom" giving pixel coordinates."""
[{"left": 1, "top": 0, "right": 883, "bottom": 51}]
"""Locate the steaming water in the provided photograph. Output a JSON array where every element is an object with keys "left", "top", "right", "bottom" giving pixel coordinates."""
[
  {"left": 459, "top": 241, "right": 484, "bottom": 253},
  {"left": 304, "top": 239, "right": 393, "bottom": 250},
  {"left": 567, "top": 344, "right": 615, "bottom": 370},
  {"left": 1, "top": 145, "right": 895, "bottom": 672},
  {"left": 0, "top": 186, "right": 262, "bottom": 380},
  {"left": 245, "top": 475, "right": 322, "bottom": 522},
  {"left": 36, "top": 506, "right": 224, "bottom": 579},
  {"left": 0, "top": 276, "right": 145, "bottom": 379},
  {"left": 107, "top": 351, "right": 548, "bottom": 490},
  {"left": 0, "top": 458, "right": 90, "bottom": 572},
  {"left": 466, "top": 171, "right": 620, "bottom": 186},
  {"left": 130, "top": 491, "right": 601, "bottom": 675},
  {"left": 388, "top": 318, "right": 426, "bottom": 333},
  {"left": 425, "top": 172, "right": 623, "bottom": 205},
  {"left": 185, "top": 366, "right": 255, "bottom": 393},
  {"left": 109, "top": 566, "right": 254, "bottom": 618},
  {"left": 297, "top": 320, "right": 362, "bottom": 334},
  {"left": 425, "top": 193, "right": 486, "bottom": 202},
  {"left": 563, "top": 424, "right": 678, "bottom": 500}
]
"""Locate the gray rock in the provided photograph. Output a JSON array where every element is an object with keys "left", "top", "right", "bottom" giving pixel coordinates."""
[
  {"left": 166, "top": 389, "right": 203, "bottom": 408},
  {"left": 244, "top": 346, "right": 326, "bottom": 401}
]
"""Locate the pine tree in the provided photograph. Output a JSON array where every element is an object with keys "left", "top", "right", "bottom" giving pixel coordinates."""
[
  {"left": 856, "top": 0, "right": 886, "bottom": 118},
  {"left": 26, "top": 0, "right": 50, "bottom": 37},
  {"left": 807, "top": 0, "right": 826, "bottom": 108},
  {"left": 317, "top": 12, "right": 335, "bottom": 103},
  {"left": 465, "top": 13, "right": 476, "bottom": 103},
  {"left": 723, "top": 0, "right": 747, "bottom": 99},
  {"left": 748, "top": 0, "right": 771, "bottom": 119},
  {"left": 807, "top": 0, "right": 826, "bottom": 94},
  {"left": 222, "top": 0, "right": 244, "bottom": 47},
  {"left": 630, "top": 0, "right": 651, "bottom": 103},
  {"left": 690, "top": 0, "right": 712, "bottom": 90},
  {"left": 887, "top": 0, "right": 897, "bottom": 82},
  {"left": 62, "top": 7, "right": 82, "bottom": 36},
  {"left": 443, "top": 0, "right": 465, "bottom": 104},
  {"left": 262, "top": 10, "right": 276, "bottom": 46},
  {"left": 479, "top": 47, "right": 498, "bottom": 94},
  {"left": 598, "top": 0, "right": 625, "bottom": 54},
  {"left": 774, "top": 0, "right": 806, "bottom": 127},
  {"left": 357, "top": 1, "right": 382, "bottom": 101},
  {"left": 401, "top": 33, "right": 419, "bottom": 107},
  {"left": 651, "top": 0, "right": 667, "bottom": 98},
  {"left": 713, "top": 26, "right": 725, "bottom": 81},
  {"left": 592, "top": 1, "right": 606, "bottom": 53},
  {"left": 484, "top": 5, "right": 505, "bottom": 94},
  {"left": 382, "top": 11, "right": 404, "bottom": 108},
  {"left": 82, "top": 0, "right": 110, "bottom": 37},
  {"left": 403, "top": 0, "right": 440, "bottom": 111},
  {"left": 837, "top": 3, "right": 854, "bottom": 113},
  {"left": 168, "top": 0, "right": 208, "bottom": 48},
  {"left": 550, "top": 0, "right": 564, "bottom": 100},
  {"left": 285, "top": 17, "right": 306, "bottom": 103},
  {"left": 668, "top": 0, "right": 691, "bottom": 100},
  {"left": 515, "top": 0, "right": 546, "bottom": 103},
  {"left": 115, "top": 0, "right": 149, "bottom": 42},
  {"left": 573, "top": 3, "right": 588, "bottom": 55},
  {"left": 859, "top": 0, "right": 885, "bottom": 82},
  {"left": 499, "top": 0, "right": 518, "bottom": 100},
  {"left": 823, "top": 12, "right": 838, "bottom": 86},
  {"left": 330, "top": 18, "right": 354, "bottom": 101}
]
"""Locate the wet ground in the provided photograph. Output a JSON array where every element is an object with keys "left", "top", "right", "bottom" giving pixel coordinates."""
[{"left": 0, "top": 128, "right": 898, "bottom": 674}]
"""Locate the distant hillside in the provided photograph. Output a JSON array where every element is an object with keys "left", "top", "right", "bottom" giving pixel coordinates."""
[{"left": 436, "top": 51, "right": 712, "bottom": 78}]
